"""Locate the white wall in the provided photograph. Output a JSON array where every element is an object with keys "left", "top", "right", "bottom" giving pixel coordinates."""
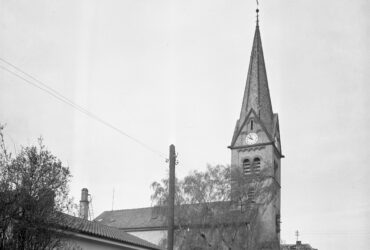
[
  {"left": 127, "top": 230, "right": 166, "bottom": 246},
  {"left": 61, "top": 233, "right": 156, "bottom": 250}
]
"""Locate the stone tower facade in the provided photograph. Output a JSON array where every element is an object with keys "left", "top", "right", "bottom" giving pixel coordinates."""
[{"left": 229, "top": 17, "right": 283, "bottom": 250}]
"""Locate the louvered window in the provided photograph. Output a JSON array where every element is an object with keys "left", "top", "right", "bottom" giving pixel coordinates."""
[
  {"left": 276, "top": 214, "right": 281, "bottom": 233},
  {"left": 253, "top": 157, "right": 261, "bottom": 174},
  {"left": 248, "top": 187, "right": 255, "bottom": 203},
  {"left": 243, "top": 159, "right": 251, "bottom": 176}
]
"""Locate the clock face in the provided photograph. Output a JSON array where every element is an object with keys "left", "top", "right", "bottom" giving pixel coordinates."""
[{"left": 246, "top": 133, "right": 258, "bottom": 145}]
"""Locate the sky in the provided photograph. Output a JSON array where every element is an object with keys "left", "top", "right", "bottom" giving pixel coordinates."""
[{"left": 0, "top": 0, "right": 369, "bottom": 249}]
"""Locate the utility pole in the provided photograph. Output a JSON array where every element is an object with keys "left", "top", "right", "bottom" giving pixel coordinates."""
[{"left": 167, "top": 144, "right": 176, "bottom": 250}]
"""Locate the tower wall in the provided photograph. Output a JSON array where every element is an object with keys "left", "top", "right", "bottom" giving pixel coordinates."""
[
  {"left": 231, "top": 144, "right": 280, "bottom": 249},
  {"left": 229, "top": 16, "right": 282, "bottom": 250}
]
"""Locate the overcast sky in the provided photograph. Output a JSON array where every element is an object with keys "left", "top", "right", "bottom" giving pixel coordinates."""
[{"left": 1, "top": 0, "right": 369, "bottom": 249}]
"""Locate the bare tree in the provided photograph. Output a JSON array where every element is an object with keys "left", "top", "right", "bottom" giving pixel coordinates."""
[
  {"left": 151, "top": 164, "right": 279, "bottom": 249},
  {"left": 0, "top": 125, "right": 74, "bottom": 250}
]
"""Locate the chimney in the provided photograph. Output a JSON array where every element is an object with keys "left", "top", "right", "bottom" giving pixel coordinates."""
[
  {"left": 296, "top": 241, "right": 302, "bottom": 245},
  {"left": 79, "top": 188, "right": 89, "bottom": 220}
]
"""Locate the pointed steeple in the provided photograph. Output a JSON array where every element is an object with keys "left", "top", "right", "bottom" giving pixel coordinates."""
[
  {"left": 229, "top": 7, "right": 282, "bottom": 246},
  {"left": 239, "top": 9, "right": 273, "bottom": 134}
]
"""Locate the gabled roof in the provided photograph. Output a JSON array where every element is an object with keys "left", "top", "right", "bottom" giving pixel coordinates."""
[
  {"left": 94, "top": 207, "right": 166, "bottom": 230},
  {"left": 230, "top": 108, "right": 274, "bottom": 148},
  {"left": 59, "top": 213, "right": 162, "bottom": 250},
  {"left": 95, "top": 202, "right": 255, "bottom": 232}
]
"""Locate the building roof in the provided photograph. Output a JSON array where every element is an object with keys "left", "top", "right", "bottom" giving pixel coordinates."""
[
  {"left": 95, "top": 202, "right": 255, "bottom": 231},
  {"left": 238, "top": 18, "right": 274, "bottom": 135},
  {"left": 59, "top": 213, "right": 162, "bottom": 250},
  {"left": 94, "top": 207, "right": 166, "bottom": 230},
  {"left": 230, "top": 18, "right": 276, "bottom": 148},
  {"left": 281, "top": 242, "right": 318, "bottom": 250}
]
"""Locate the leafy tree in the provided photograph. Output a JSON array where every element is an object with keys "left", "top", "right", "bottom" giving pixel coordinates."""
[
  {"left": 151, "top": 164, "right": 279, "bottom": 249},
  {"left": 0, "top": 125, "right": 74, "bottom": 249}
]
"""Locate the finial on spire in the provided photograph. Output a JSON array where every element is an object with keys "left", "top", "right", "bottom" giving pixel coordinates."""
[{"left": 256, "top": 0, "right": 260, "bottom": 26}]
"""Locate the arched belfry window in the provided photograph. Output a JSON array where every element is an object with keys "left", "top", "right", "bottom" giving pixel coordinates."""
[
  {"left": 253, "top": 157, "right": 261, "bottom": 174},
  {"left": 243, "top": 159, "right": 251, "bottom": 176}
]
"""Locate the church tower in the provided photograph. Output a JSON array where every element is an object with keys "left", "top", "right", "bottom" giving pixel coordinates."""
[{"left": 229, "top": 9, "right": 283, "bottom": 250}]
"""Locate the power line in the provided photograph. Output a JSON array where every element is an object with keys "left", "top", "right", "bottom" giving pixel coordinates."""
[{"left": 0, "top": 57, "right": 166, "bottom": 159}]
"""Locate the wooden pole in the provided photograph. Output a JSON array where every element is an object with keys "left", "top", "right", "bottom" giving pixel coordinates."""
[{"left": 167, "top": 144, "right": 176, "bottom": 250}]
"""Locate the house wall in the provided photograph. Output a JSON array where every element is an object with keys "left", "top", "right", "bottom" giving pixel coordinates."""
[
  {"left": 127, "top": 230, "right": 166, "bottom": 246},
  {"left": 61, "top": 233, "right": 155, "bottom": 250}
]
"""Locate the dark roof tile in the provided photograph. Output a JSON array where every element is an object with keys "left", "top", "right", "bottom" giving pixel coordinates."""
[
  {"left": 95, "top": 207, "right": 166, "bottom": 230},
  {"left": 59, "top": 213, "right": 162, "bottom": 250}
]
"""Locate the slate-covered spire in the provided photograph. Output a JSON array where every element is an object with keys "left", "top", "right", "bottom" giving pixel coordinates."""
[{"left": 239, "top": 10, "right": 274, "bottom": 134}]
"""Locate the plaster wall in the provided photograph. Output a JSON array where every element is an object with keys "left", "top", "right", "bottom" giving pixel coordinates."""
[
  {"left": 62, "top": 235, "right": 153, "bottom": 250},
  {"left": 127, "top": 230, "right": 166, "bottom": 246}
]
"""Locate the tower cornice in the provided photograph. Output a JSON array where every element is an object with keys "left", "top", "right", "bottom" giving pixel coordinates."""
[{"left": 228, "top": 142, "right": 284, "bottom": 159}]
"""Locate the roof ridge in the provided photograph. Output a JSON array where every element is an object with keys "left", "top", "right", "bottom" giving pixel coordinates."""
[
  {"left": 103, "top": 206, "right": 154, "bottom": 213},
  {"left": 102, "top": 201, "right": 231, "bottom": 214}
]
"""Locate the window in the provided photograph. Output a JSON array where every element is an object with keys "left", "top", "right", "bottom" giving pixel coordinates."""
[
  {"left": 253, "top": 157, "right": 261, "bottom": 174},
  {"left": 250, "top": 120, "right": 254, "bottom": 130},
  {"left": 248, "top": 187, "right": 255, "bottom": 203},
  {"left": 243, "top": 159, "right": 251, "bottom": 175},
  {"left": 276, "top": 214, "right": 281, "bottom": 233}
]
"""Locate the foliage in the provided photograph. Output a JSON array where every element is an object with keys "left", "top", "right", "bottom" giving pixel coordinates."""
[
  {"left": 151, "top": 164, "right": 278, "bottom": 249},
  {"left": 0, "top": 125, "right": 74, "bottom": 250}
]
